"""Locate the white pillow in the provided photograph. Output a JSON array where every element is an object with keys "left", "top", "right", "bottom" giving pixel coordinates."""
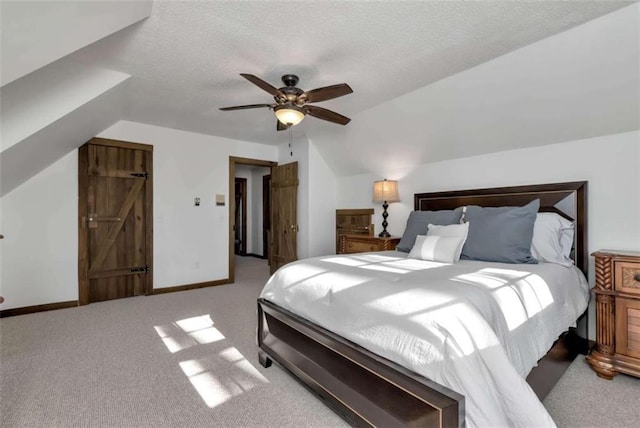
[
  {"left": 530, "top": 212, "right": 574, "bottom": 266},
  {"left": 427, "top": 222, "right": 469, "bottom": 262},
  {"left": 408, "top": 223, "right": 469, "bottom": 263},
  {"left": 408, "top": 235, "right": 464, "bottom": 264}
]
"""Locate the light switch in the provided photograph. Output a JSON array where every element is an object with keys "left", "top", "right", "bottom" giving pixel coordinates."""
[{"left": 216, "top": 194, "right": 225, "bottom": 206}]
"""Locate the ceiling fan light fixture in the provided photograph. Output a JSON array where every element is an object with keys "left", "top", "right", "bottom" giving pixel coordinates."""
[
  {"left": 220, "top": 74, "right": 352, "bottom": 130},
  {"left": 274, "top": 104, "right": 305, "bottom": 126}
]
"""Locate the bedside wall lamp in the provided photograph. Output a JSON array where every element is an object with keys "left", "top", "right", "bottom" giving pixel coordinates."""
[{"left": 372, "top": 179, "right": 400, "bottom": 238}]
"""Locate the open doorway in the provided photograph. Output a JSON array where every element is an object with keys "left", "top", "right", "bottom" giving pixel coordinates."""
[
  {"left": 234, "top": 166, "right": 271, "bottom": 259},
  {"left": 228, "top": 157, "right": 276, "bottom": 283},
  {"left": 234, "top": 177, "right": 247, "bottom": 255}
]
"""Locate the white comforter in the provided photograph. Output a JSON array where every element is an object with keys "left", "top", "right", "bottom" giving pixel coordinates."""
[{"left": 260, "top": 251, "right": 590, "bottom": 428}]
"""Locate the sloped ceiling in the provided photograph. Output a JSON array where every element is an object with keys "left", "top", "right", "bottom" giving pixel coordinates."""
[
  {"left": 69, "top": 0, "right": 635, "bottom": 148},
  {"left": 0, "top": 0, "right": 151, "bottom": 195},
  {"left": 1, "top": 0, "right": 151, "bottom": 85},
  {"left": 2, "top": 0, "right": 638, "bottom": 191},
  {"left": 0, "top": 59, "right": 129, "bottom": 195},
  {"left": 310, "top": 2, "right": 640, "bottom": 176}
]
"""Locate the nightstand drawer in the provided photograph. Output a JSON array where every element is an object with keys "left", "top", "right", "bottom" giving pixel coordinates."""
[
  {"left": 615, "top": 261, "right": 640, "bottom": 296},
  {"left": 616, "top": 297, "right": 640, "bottom": 359},
  {"left": 338, "top": 235, "right": 400, "bottom": 254},
  {"left": 346, "top": 240, "right": 380, "bottom": 253}
]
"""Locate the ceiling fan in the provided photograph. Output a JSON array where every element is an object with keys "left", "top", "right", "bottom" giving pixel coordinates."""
[{"left": 220, "top": 74, "right": 353, "bottom": 130}]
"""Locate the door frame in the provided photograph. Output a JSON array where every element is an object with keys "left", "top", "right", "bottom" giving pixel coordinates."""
[
  {"left": 262, "top": 174, "right": 271, "bottom": 259},
  {"left": 228, "top": 156, "right": 277, "bottom": 284},
  {"left": 78, "top": 138, "right": 154, "bottom": 305}
]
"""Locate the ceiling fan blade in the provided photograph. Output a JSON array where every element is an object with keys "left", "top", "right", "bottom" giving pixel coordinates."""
[
  {"left": 306, "top": 105, "right": 351, "bottom": 125},
  {"left": 301, "top": 83, "right": 353, "bottom": 103},
  {"left": 240, "top": 73, "right": 286, "bottom": 101},
  {"left": 277, "top": 120, "right": 287, "bottom": 131},
  {"left": 219, "top": 104, "right": 273, "bottom": 111}
]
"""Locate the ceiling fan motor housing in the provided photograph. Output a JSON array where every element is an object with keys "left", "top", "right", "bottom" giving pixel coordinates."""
[
  {"left": 278, "top": 75, "right": 304, "bottom": 104},
  {"left": 281, "top": 74, "right": 299, "bottom": 87}
]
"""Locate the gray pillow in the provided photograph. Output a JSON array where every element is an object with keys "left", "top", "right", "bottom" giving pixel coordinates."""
[
  {"left": 461, "top": 199, "right": 539, "bottom": 264},
  {"left": 396, "top": 208, "right": 463, "bottom": 252}
]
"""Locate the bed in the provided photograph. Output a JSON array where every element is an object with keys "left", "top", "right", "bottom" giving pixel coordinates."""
[{"left": 257, "top": 181, "right": 589, "bottom": 427}]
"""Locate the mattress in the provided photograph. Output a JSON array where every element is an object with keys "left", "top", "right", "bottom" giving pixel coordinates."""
[{"left": 260, "top": 251, "right": 590, "bottom": 428}]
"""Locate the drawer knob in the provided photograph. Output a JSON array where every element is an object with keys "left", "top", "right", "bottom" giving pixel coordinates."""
[{"left": 634, "top": 273, "right": 640, "bottom": 282}]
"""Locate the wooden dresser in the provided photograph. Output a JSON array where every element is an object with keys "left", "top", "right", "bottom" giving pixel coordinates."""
[
  {"left": 587, "top": 250, "right": 640, "bottom": 379},
  {"left": 336, "top": 209, "right": 374, "bottom": 253},
  {"left": 338, "top": 234, "right": 400, "bottom": 255}
]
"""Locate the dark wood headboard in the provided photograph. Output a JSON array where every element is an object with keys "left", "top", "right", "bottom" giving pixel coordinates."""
[{"left": 414, "top": 181, "right": 588, "bottom": 276}]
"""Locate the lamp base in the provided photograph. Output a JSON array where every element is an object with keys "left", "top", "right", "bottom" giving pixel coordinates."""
[{"left": 379, "top": 201, "right": 391, "bottom": 238}]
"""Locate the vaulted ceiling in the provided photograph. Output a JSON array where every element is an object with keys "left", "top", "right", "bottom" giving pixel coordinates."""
[
  {"left": 69, "top": 0, "right": 634, "bottom": 145},
  {"left": 1, "top": 0, "right": 638, "bottom": 193}
]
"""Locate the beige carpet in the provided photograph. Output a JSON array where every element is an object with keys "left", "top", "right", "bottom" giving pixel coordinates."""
[{"left": 1, "top": 256, "right": 639, "bottom": 427}]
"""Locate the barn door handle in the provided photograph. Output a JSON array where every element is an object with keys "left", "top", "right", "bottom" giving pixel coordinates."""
[
  {"left": 130, "top": 172, "right": 149, "bottom": 179},
  {"left": 84, "top": 213, "right": 122, "bottom": 228}
]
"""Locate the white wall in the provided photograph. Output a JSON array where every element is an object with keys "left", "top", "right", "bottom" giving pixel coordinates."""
[
  {"left": 100, "top": 121, "right": 278, "bottom": 289},
  {"left": 338, "top": 131, "right": 640, "bottom": 252},
  {"left": 0, "top": 150, "right": 79, "bottom": 308},
  {"left": 307, "top": 138, "right": 338, "bottom": 257},
  {"left": 0, "top": 121, "right": 278, "bottom": 309}
]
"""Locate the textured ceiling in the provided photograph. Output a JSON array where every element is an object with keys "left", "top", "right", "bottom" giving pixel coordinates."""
[{"left": 71, "top": 0, "right": 633, "bottom": 145}]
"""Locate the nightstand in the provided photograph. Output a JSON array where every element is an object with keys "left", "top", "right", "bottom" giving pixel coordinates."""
[
  {"left": 338, "top": 234, "right": 401, "bottom": 254},
  {"left": 587, "top": 250, "right": 640, "bottom": 379},
  {"left": 335, "top": 209, "right": 374, "bottom": 253}
]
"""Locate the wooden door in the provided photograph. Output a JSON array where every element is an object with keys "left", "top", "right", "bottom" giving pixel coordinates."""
[
  {"left": 270, "top": 162, "right": 298, "bottom": 274},
  {"left": 78, "top": 139, "right": 153, "bottom": 305}
]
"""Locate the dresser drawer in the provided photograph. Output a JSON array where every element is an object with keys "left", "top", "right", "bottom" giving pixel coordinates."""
[{"left": 615, "top": 261, "right": 640, "bottom": 296}]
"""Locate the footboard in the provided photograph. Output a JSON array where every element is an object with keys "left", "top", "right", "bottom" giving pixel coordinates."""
[{"left": 257, "top": 298, "right": 464, "bottom": 427}]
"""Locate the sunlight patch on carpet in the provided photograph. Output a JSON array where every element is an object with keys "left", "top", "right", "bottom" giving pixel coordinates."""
[
  {"left": 154, "top": 315, "right": 225, "bottom": 353},
  {"left": 180, "top": 348, "right": 268, "bottom": 408}
]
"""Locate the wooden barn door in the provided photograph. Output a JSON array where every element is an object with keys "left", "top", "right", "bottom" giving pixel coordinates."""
[
  {"left": 270, "top": 162, "right": 298, "bottom": 274},
  {"left": 78, "top": 139, "right": 153, "bottom": 305}
]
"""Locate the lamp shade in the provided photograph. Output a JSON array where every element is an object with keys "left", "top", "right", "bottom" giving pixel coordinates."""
[
  {"left": 372, "top": 179, "right": 400, "bottom": 203},
  {"left": 275, "top": 104, "right": 305, "bottom": 126}
]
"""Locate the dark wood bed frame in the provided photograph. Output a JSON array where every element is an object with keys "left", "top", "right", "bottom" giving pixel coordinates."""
[{"left": 258, "top": 181, "right": 588, "bottom": 427}]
